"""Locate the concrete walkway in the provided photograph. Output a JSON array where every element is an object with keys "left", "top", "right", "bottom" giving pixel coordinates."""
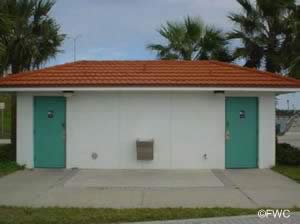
[
  {"left": 0, "top": 169, "right": 299, "bottom": 208},
  {"left": 64, "top": 170, "right": 224, "bottom": 188},
  {"left": 125, "top": 213, "right": 300, "bottom": 224}
]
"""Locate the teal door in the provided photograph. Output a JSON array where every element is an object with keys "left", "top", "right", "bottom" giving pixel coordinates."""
[
  {"left": 225, "top": 97, "right": 258, "bottom": 168},
  {"left": 34, "top": 97, "right": 66, "bottom": 168}
]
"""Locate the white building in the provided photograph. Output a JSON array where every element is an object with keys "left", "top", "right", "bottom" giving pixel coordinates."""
[{"left": 0, "top": 60, "right": 299, "bottom": 169}]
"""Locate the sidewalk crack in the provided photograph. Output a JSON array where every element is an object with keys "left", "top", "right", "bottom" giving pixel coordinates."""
[
  {"left": 140, "top": 189, "right": 145, "bottom": 207},
  {"left": 32, "top": 169, "right": 78, "bottom": 204},
  {"left": 214, "top": 170, "right": 259, "bottom": 207}
]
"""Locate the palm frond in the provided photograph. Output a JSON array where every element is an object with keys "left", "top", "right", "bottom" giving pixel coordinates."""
[
  {"left": 236, "top": 0, "right": 255, "bottom": 14},
  {"left": 196, "top": 27, "right": 232, "bottom": 61},
  {"left": 0, "top": 0, "right": 65, "bottom": 73},
  {"left": 147, "top": 16, "right": 231, "bottom": 61},
  {"left": 288, "top": 56, "right": 300, "bottom": 78},
  {"left": 228, "top": 0, "right": 297, "bottom": 73}
]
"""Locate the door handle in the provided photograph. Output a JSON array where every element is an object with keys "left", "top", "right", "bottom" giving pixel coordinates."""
[
  {"left": 225, "top": 130, "right": 230, "bottom": 140},
  {"left": 62, "top": 123, "right": 66, "bottom": 140}
]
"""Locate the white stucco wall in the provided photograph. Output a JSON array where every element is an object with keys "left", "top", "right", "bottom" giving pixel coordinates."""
[
  {"left": 16, "top": 91, "right": 276, "bottom": 169},
  {"left": 66, "top": 92, "right": 225, "bottom": 169},
  {"left": 258, "top": 94, "right": 276, "bottom": 168},
  {"left": 16, "top": 93, "right": 34, "bottom": 168}
]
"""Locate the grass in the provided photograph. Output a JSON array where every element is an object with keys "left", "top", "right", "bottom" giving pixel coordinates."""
[
  {"left": 0, "top": 207, "right": 272, "bottom": 224},
  {"left": 272, "top": 165, "right": 300, "bottom": 183},
  {"left": 0, "top": 161, "right": 24, "bottom": 177},
  {"left": 0, "top": 207, "right": 299, "bottom": 224}
]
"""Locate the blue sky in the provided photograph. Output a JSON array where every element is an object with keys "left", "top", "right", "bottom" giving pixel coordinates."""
[{"left": 48, "top": 0, "right": 300, "bottom": 109}]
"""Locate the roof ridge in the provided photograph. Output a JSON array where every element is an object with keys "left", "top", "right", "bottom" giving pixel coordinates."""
[
  {"left": 75, "top": 60, "right": 212, "bottom": 63},
  {"left": 209, "top": 60, "right": 300, "bottom": 83}
]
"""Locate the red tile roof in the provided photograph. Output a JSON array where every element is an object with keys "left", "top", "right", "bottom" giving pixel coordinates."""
[{"left": 0, "top": 60, "right": 299, "bottom": 88}]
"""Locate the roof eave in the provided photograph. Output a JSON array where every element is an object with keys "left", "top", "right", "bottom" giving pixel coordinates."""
[{"left": 0, "top": 86, "right": 300, "bottom": 93}]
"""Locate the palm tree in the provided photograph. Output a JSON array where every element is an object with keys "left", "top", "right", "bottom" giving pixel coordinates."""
[
  {"left": 0, "top": 0, "right": 65, "bottom": 160},
  {"left": 289, "top": 57, "right": 300, "bottom": 78},
  {"left": 0, "top": 13, "right": 11, "bottom": 70},
  {"left": 0, "top": 0, "right": 65, "bottom": 74},
  {"left": 147, "top": 16, "right": 232, "bottom": 61},
  {"left": 228, "top": 0, "right": 298, "bottom": 74},
  {"left": 283, "top": 4, "right": 300, "bottom": 78}
]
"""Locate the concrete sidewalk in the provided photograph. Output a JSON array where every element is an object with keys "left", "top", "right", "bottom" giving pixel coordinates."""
[
  {"left": 0, "top": 169, "right": 299, "bottom": 208},
  {"left": 64, "top": 169, "right": 224, "bottom": 188},
  {"left": 124, "top": 213, "right": 300, "bottom": 224}
]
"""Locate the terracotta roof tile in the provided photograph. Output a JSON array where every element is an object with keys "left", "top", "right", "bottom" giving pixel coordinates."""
[{"left": 0, "top": 60, "right": 299, "bottom": 88}]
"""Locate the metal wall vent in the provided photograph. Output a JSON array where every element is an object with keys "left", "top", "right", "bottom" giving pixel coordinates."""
[{"left": 136, "top": 139, "right": 154, "bottom": 160}]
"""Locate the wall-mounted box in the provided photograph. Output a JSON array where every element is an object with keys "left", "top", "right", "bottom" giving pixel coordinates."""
[{"left": 136, "top": 139, "right": 154, "bottom": 160}]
